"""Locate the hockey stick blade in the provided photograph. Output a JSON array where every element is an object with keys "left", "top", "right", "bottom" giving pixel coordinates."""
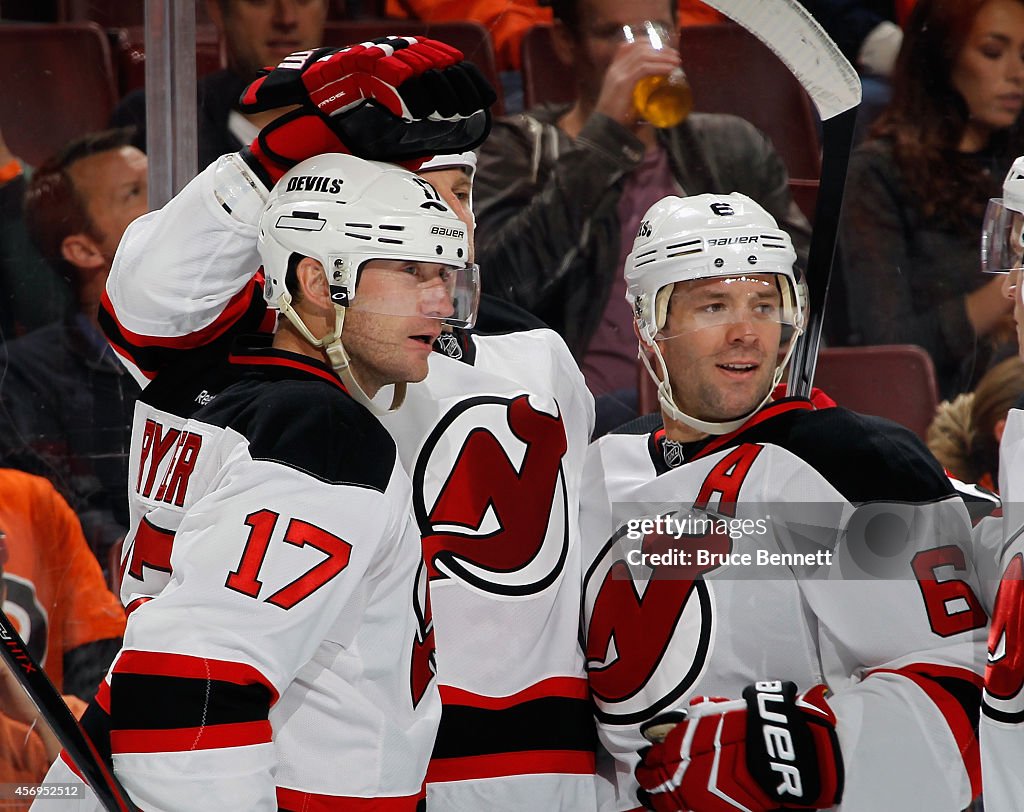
[
  {"left": 701, "top": 0, "right": 862, "bottom": 397},
  {"left": 0, "top": 608, "right": 138, "bottom": 812}
]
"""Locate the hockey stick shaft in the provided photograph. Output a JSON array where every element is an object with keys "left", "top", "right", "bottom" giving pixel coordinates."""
[
  {"left": 787, "top": 107, "right": 859, "bottom": 395},
  {"left": 0, "top": 608, "right": 138, "bottom": 812},
  {"left": 701, "top": 0, "right": 861, "bottom": 397}
]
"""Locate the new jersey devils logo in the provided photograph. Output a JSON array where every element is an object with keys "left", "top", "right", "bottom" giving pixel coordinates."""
[
  {"left": 984, "top": 552, "right": 1024, "bottom": 723},
  {"left": 413, "top": 394, "right": 569, "bottom": 596},
  {"left": 584, "top": 519, "right": 728, "bottom": 725},
  {"left": 410, "top": 557, "right": 436, "bottom": 707}
]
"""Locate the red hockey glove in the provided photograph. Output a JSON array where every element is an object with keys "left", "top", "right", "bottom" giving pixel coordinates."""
[
  {"left": 635, "top": 681, "right": 844, "bottom": 812},
  {"left": 238, "top": 37, "right": 496, "bottom": 184}
]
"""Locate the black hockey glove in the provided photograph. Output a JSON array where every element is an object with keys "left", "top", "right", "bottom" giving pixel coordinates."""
[
  {"left": 635, "top": 681, "right": 844, "bottom": 812},
  {"left": 238, "top": 37, "right": 496, "bottom": 184}
]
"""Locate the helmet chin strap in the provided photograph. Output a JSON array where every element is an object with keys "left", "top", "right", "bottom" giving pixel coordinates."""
[
  {"left": 642, "top": 331, "right": 800, "bottom": 437},
  {"left": 277, "top": 298, "right": 406, "bottom": 415}
]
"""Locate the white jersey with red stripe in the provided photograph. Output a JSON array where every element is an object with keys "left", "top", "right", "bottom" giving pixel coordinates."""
[
  {"left": 980, "top": 407, "right": 1024, "bottom": 811},
  {"left": 32, "top": 163, "right": 440, "bottom": 810},
  {"left": 378, "top": 329, "right": 598, "bottom": 810},
  {"left": 581, "top": 401, "right": 987, "bottom": 812},
  {"left": 64, "top": 158, "right": 598, "bottom": 810}
]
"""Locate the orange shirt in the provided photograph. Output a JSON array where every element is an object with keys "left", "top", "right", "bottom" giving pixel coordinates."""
[
  {"left": 0, "top": 469, "right": 125, "bottom": 694},
  {"left": 0, "top": 715, "right": 50, "bottom": 802},
  {"left": 385, "top": 0, "right": 726, "bottom": 70}
]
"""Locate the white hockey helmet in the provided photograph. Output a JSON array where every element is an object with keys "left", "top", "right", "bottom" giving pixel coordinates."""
[
  {"left": 982, "top": 155, "right": 1024, "bottom": 273},
  {"left": 258, "top": 153, "right": 479, "bottom": 412},
  {"left": 625, "top": 192, "right": 807, "bottom": 435}
]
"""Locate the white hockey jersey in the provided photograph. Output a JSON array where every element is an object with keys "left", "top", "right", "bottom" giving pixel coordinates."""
[
  {"left": 50, "top": 158, "right": 598, "bottom": 810},
  {"left": 980, "top": 407, "right": 1024, "bottom": 812},
  {"left": 34, "top": 166, "right": 440, "bottom": 811},
  {"left": 379, "top": 329, "right": 598, "bottom": 810},
  {"left": 581, "top": 402, "right": 987, "bottom": 812}
]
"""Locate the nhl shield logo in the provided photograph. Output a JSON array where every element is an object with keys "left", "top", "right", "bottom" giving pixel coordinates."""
[
  {"left": 436, "top": 333, "right": 463, "bottom": 359},
  {"left": 413, "top": 394, "right": 570, "bottom": 597}
]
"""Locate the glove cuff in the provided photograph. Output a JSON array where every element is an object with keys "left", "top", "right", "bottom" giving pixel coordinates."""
[{"left": 240, "top": 142, "right": 285, "bottom": 189}]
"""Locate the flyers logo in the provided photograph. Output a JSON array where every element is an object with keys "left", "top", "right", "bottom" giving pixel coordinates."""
[
  {"left": 2, "top": 575, "right": 48, "bottom": 666},
  {"left": 583, "top": 520, "right": 726, "bottom": 725},
  {"left": 410, "top": 558, "right": 436, "bottom": 707},
  {"left": 414, "top": 394, "right": 569, "bottom": 596},
  {"left": 984, "top": 553, "right": 1024, "bottom": 723}
]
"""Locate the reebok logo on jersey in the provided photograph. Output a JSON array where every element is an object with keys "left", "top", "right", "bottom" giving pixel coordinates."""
[
  {"left": 195, "top": 390, "right": 214, "bottom": 406},
  {"left": 753, "top": 680, "right": 804, "bottom": 797},
  {"left": 285, "top": 176, "right": 344, "bottom": 194}
]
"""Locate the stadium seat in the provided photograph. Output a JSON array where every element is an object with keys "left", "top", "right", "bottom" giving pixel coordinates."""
[
  {"left": 57, "top": 0, "right": 213, "bottom": 26},
  {"left": 0, "top": 22, "right": 118, "bottom": 167},
  {"left": 637, "top": 344, "right": 940, "bottom": 441},
  {"left": 808, "top": 345, "right": 940, "bottom": 440},
  {"left": 521, "top": 22, "right": 821, "bottom": 180},
  {"left": 323, "top": 19, "right": 505, "bottom": 114},
  {"left": 108, "top": 19, "right": 504, "bottom": 113}
]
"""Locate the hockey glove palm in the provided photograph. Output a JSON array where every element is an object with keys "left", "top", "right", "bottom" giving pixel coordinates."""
[
  {"left": 239, "top": 38, "right": 496, "bottom": 184},
  {"left": 635, "top": 681, "right": 843, "bottom": 812}
]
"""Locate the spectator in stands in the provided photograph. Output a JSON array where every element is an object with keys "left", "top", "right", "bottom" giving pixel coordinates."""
[
  {"left": 0, "top": 128, "right": 72, "bottom": 338},
  {"left": 110, "top": 0, "right": 328, "bottom": 169},
  {"left": 0, "top": 469, "right": 125, "bottom": 795},
  {"left": 0, "top": 129, "right": 146, "bottom": 574},
  {"left": 0, "top": 468, "right": 125, "bottom": 700},
  {"left": 927, "top": 354, "right": 1024, "bottom": 490},
  {"left": 839, "top": 0, "right": 1024, "bottom": 399},
  {"left": 797, "top": 1, "right": 912, "bottom": 141},
  {"left": 473, "top": 0, "right": 810, "bottom": 431},
  {"left": 385, "top": 0, "right": 725, "bottom": 73}
]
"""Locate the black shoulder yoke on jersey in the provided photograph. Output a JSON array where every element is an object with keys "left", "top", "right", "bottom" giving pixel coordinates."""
[
  {"left": 195, "top": 344, "right": 398, "bottom": 493},
  {"left": 640, "top": 399, "right": 954, "bottom": 505}
]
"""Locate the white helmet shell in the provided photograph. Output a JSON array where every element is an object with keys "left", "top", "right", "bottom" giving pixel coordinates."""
[
  {"left": 625, "top": 192, "right": 802, "bottom": 343},
  {"left": 258, "top": 153, "right": 471, "bottom": 310}
]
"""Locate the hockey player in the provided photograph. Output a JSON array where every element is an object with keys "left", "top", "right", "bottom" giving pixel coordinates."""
[
  {"left": 978, "top": 155, "right": 1024, "bottom": 811},
  {"left": 581, "top": 192, "right": 988, "bottom": 811},
  {"left": 382, "top": 152, "right": 599, "bottom": 808},
  {"left": 99, "top": 146, "right": 599, "bottom": 809},
  {"left": 31, "top": 38, "right": 495, "bottom": 812}
]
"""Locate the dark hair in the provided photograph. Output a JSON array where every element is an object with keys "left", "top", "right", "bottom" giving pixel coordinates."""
[
  {"left": 870, "top": 0, "right": 1024, "bottom": 232},
  {"left": 23, "top": 127, "right": 136, "bottom": 280},
  {"left": 549, "top": 0, "right": 676, "bottom": 39},
  {"left": 549, "top": 0, "right": 582, "bottom": 36}
]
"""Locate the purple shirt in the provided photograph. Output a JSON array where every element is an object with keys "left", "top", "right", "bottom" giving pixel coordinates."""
[{"left": 581, "top": 145, "right": 681, "bottom": 396}]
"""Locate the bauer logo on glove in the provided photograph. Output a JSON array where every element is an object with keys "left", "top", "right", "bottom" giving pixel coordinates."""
[{"left": 635, "top": 680, "right": 844, "bottom": 812}]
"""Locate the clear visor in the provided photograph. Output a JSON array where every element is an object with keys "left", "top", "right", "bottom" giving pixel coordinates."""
[
  {"left": 654, "top": 275, "right": 804, "bottom": 341},
  {"left": 342, "top": 259, "right": 480, "bottom": 329},
  {"left": 981, "top": 198, "right": 1024, "bottom": 273}
]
